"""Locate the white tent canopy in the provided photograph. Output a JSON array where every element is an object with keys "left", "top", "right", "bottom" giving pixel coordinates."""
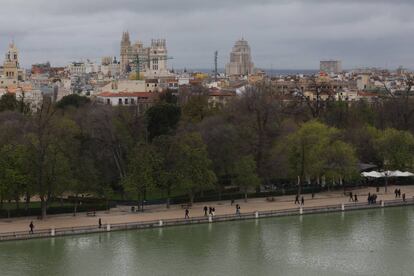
[
  {"left": 362, "top": 171, "right": 384, "bottom": 178},
  {"left": 361, "top": 170, "right": 414, "bottom": 178},
  {"left": 391, "top": 170, "right": 414, "bottom": 177}
]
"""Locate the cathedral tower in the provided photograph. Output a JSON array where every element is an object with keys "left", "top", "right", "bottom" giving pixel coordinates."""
[
  {"left": 3, "top": 42, "right": 20, "bottom": 80},
  {"left": 120, "top": 32, "right": 131, "bottom": 73}
]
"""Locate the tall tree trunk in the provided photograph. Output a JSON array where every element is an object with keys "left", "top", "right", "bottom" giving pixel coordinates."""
[
  {"left": 189, "top": 192, "right": 194, "bottom": 204},
  {"left": 141, "top": 189, "right": 146, "bottom": 212},
  {"left": 41, "top": 198, "right": 47, "bottom": 219},
  {"left": 73, "top": 195, "right": 78, "bottom": 216},
  {"left": 25, "top": 192, "right": 30, "bottom": 211},
  {"left": 166, "top": 187, "right": 171, "bottom": 209},
  {"left": 298, "top": 143, "right": 305, "bottom": 196}
]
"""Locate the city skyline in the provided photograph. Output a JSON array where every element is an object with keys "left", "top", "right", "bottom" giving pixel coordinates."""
[{"left": 1, "top": 0, "right": 414, "bottom": 69}]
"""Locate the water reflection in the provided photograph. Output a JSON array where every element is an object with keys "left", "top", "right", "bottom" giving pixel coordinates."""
[{"left": 0, "top": 207, "right": 413, "bottom": 276}]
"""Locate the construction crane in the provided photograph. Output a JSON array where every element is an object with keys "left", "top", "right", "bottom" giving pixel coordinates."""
[
  {"left": 214, "top": 51, "right": 218, "bottom": 82},
  {"left": 133, "top": 54, "right": 173, "bottom": 80}
]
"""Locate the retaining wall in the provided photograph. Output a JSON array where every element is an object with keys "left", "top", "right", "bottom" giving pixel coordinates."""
[{"left": 1, "top": 198, "right": 413, "bottom": 242}]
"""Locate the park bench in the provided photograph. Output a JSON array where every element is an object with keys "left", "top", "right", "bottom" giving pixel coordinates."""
[
  {"left": 181, "top": 203, "right": 192, "bottom": 209},
  {"left": 86, "top": 211, "right": 96, "bottom": 217}
]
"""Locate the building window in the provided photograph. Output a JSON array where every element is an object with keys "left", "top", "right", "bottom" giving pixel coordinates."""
[
  {"left": 131, "top": 98, "right": 135, "bottom": 105},
  {"left": 118, "top": 98, "right": 122, "bottom": 105},
  {"left": 125, "top": 98, "right": 129, "bottom": 105},
  {"left": 106, "top": 99, "right": 110, "bottom": 105}
]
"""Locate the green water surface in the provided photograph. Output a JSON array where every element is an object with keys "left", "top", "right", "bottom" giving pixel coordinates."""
[{"left": 0, "top": 207, "right": 413, "bottom": 276}]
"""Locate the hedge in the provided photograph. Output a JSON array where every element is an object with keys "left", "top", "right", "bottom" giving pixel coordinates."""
[{"left": 0, "top": 202, "right": 116, "bottom": 219}]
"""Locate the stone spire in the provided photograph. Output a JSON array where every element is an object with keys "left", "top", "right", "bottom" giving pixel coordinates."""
[{"left": 121, "top": 31, "right": 131, "bottom": 45}]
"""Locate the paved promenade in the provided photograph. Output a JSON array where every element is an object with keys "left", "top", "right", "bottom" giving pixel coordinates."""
[{"left": 0, "top": 185, "right": 413, "bottom": 234}]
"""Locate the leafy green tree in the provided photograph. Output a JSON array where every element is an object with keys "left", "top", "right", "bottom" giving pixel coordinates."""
[
  {"left": 0, "top": 93, "right": 30, "bottom": 114},
  {"left": 0, "top": 144, "right": 31, "bottom": 211},
  {"left": 27, "top": 101, "right": 78, "bottom": 218},
  {"left": 227, "top": 82, "right": 284, "bottom": 183},
  {"left": 146, "top": 103, "right": 181, "bottom": 141},
  {"left": 174, "top": 132, "right": 216, "bottom": 203},
  {"left": 56, "top": 94, "right": 91, "bottom": 109},
  {"left": 69, "top": 154, "right": 98, "bottom": 215},
  {"left": 324, "top": 141, "right": 358, "bottom": 185},
  {"left": 0, "top": 94, "right": 18, "bottom": 112},
  {"left": 282, "top": 121, "right": 338, "bottom": 195},
  {"left": 123, "top": 143, "right": 161, "bottom": 211},
  {"left": 344, "top": 125, "right": 382, "bottom": 166},
  {"left": 182, "top": 96, "right": 212, "bottom": 123},
  {"left": 198, "top": 119, "right": 242, "bottom": 198},
  {"left": 375, "top": 128, "right": 414, "bottom": 170},
  {"left": 233, "top": 155, "right": 261, "bottom": 202},
  {"left": 159, "top": 90, "right": 178, "bottom": 104},
  {"left": 152, "top": 135, "right": 179, "bottom": 208}
]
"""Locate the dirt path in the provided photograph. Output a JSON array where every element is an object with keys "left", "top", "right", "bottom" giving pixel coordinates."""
[{"left": 0, "top": 185, "right": 412, "bottom": 234}]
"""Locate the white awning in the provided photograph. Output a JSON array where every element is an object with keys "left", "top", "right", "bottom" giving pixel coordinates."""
[
  {"left": 362, "top": 170, "right": 414, "bottom": 178},
  {"left": 361, "top": 171, "right": 384, "bottom": 178},
  {"left": 391, "top": 170, "right": 414, "bottom": 177}
]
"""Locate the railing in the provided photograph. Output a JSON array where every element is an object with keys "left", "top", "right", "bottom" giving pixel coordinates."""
[{"left": 1, "top": 198, "right": 413, "bottom": 242}]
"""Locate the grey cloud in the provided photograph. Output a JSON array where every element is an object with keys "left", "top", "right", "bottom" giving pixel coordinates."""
[{"left": 0, "top": 0, "right": 413, "bottom": 69}]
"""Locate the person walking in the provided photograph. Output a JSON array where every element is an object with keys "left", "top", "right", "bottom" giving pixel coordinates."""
[
  {"left": 236, "top": 204, "right": 241, "bottom": 215},
  {"left": 203, "top": 206, "right": 208, "bottom": 216},
  {"left": 394, "top": 189, "right": 398, "bottom": 198},
  {"left": 185, "top": 209, "right": 190, "bottom": 219},
  {"left": 301, "top": 196, "right": 305, "bottom": 206},
  {"left": 349, "top": 192, "right": 353, "bottom": 202},
  {"left": 402, "top": 193, "right": 406, "bottom": 202},
  {"left": 98, "top": 218, "right": 102, "bottom": 229},
  {"left": 212, "top": 208, "right": 216, "bottom": 217},
  {"left": 29, "top": 221, "right": 34, "bottom": 234},
  {"left": 295, "top": 195, "right": 300, "bottom": 204},
  {"left": 354, "top": 194, "right": 358, "bottom": 202}
]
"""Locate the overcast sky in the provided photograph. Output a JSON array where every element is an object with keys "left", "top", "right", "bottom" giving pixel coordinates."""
[{"left": 0, "top": 0, "right": 413, "bottom": 70}]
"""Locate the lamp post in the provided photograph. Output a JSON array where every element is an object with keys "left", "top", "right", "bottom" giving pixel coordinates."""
[
  {"left": 384, "top": 170, "right": 389, "bottom": 194},
  {"left": 384, "top": 159, "right": 389, "bottom": 193}
]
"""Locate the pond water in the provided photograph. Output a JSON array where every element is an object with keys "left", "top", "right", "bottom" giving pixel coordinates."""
[{"left": 0, "top": 207, "right": 413, "bottom": 276}]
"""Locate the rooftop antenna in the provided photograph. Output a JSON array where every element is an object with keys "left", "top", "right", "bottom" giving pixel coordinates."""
[{"left": 214, "top": 51, "right": 218, "bottom": 82}]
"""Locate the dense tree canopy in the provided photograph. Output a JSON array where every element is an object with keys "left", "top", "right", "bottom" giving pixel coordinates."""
[
  {"left": 146, "top": 103, "right": 181, "bottom": 141},
  {"left": 56, "top": 94, "right": 91, "bottom": 109},
  {"left": 2, "top": 81, "right": 414, "bottom": 217}
]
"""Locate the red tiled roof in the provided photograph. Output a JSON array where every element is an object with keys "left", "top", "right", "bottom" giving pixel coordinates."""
[
  {"left": 167, "top": 79, "right": 178, "bottom": 83},
  {"left": 358, "top": 91, "right": 378, "bottom": 97},
  {"left": 210, "top": 92, "right": 236, "bottom": 97}
]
